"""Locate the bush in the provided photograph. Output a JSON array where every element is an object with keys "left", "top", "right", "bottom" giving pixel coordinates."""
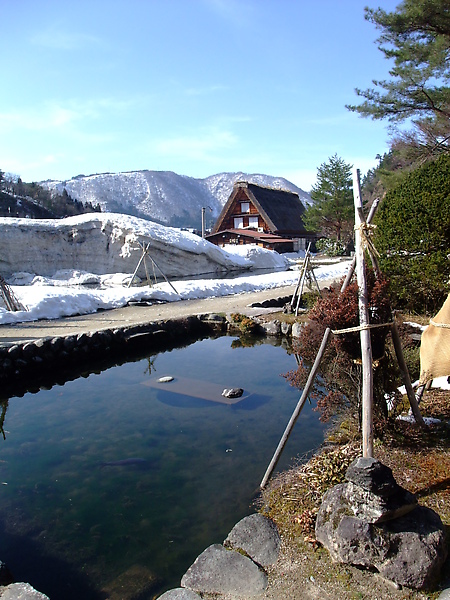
[
  {"left": 315, "top": 238, "right": 347, "bottom": 257},
  {"left": 285, "top": 271, "right": 399, "bottom": 436},
  {"left": 373, "top": 154, "right": 450, "bottom": 313}
]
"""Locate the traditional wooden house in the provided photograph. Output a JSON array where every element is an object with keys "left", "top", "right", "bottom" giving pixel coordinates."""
[{"left": 206, "top": 181, "right": 315, "bottom": 253}]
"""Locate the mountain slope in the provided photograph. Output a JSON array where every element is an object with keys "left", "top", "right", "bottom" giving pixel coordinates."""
[{"left": 42, "top": 170, "right": 311, "bottom": 229}]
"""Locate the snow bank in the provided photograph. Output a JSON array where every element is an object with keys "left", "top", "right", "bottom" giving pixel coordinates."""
[
  {"left": 0, "top": 260, "right": 351, "bottom": 325},
  {"left": 0, "top": 213, "right": 253, "bottom": 280}
]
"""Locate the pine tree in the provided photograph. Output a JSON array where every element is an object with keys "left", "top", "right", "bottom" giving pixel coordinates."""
[
  {"left": 374, "top": 153, "right": 450, "bottom": 312},
  {"left": 305, "top": 154, "right": 354, "bottom": 250},
  {"left": 347, "top": 0, "right": 450, "bottom": 123},
  {"left": 347, "top": 0, "right": 450, "bottom": 161}
]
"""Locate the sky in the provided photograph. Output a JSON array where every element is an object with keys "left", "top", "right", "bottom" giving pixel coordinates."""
[{"left": 0, "top": 0, "right": 400, "bottom": 192}]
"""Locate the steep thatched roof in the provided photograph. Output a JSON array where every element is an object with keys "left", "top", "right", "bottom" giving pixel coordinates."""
[{"left": 212, "top": 181, "right": 307, "bottom": 235}]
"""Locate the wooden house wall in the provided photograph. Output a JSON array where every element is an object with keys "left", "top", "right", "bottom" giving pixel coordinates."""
[{"left": 220, "top": 189, "right": 268, "bottom": 232}]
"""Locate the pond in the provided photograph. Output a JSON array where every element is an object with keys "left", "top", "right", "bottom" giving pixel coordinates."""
[{"left": 0, "top": 334, "right": 328, "bottom": 599}]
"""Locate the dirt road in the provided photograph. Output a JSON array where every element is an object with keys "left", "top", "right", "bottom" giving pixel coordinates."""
[{"left": 0, "top": 284, "right": 304, "bottom": 345}]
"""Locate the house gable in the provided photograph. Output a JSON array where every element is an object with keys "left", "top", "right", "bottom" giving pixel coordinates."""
[
  {"left": 212, "top": 181, "right": 307, "bottom": 235},
  {"left": 212, "top": 184, "right": 266, "bottom": 234},
  {"left": 208, "top": 181, "right": 315, "bottom": 253}
]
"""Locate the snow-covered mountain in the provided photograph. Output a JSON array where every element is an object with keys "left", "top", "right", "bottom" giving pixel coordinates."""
[{"left": 41, "top": 171, "right": 311, "bottom": 229}]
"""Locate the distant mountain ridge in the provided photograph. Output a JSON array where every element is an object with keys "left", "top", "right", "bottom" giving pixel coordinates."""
[{"left": 41, "top": 170, "right": 311, "bottom": 230}]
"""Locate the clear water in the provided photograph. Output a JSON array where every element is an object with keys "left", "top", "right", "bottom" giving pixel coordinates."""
[{"left": 0, "top": 335, "right": 327, "bottom": 599}]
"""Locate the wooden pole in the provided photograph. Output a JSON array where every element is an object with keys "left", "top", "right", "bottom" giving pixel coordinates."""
[
  {"left": 260, "top": 197, "right": 383, "bottom": 488},
  {"left": 391, "top": 317, "right": 426, "bottom": 427},
  {"left": 353, "top": 168, "right": 374, "bottom": 458},
  {"left": 290, "top": 242, "right": 311, "bottom": 310},
  {"left": 294, "top": 253, "right": 310, "bottom": 316}
]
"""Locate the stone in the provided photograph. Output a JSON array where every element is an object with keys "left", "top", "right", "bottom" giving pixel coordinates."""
[
  {"left": 291, "top": 322, "right": 304, "bottom": 338},
  {"left": 260, "top": 320, "right": 281, "bottom": 336},
  {"left": 181, "top": 544, "right": 268, "bottom": 597},
  {"left": 7, "top": 345, "right": 21, "bottom": 360},
  {"left": 158, "top": 589, "right": 202, "bottom": 600},
  {"left": 378, "top": 506, "right": 448, "bottom": 589},
  {"left": 224, "top": 513, "right": 281, "bottom": 567},
  {"left": 0, "top": 582, "right": 49, "bottom": 599},
  {"left": 315, "top": 461, "right": 448, "bottom": 590},
  {"left": 344, "top": 481, "right": 417, "bottom": 523},
  {"left": 281, "top": 321, "right": 291, "bottom": 335},
  {"left": 345, "top": 457, "right": 398, "bottom": 497},
  {"left": 200, "top": 314, "right": 226, "bottom": 323},
  {"left": 222, "top": 388, "right": 244, "bottom": 399}
]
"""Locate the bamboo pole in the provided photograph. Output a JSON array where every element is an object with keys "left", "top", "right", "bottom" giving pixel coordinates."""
[
  {"left": 127, "top": 244, "right": 148, "bottom": 288},
  {"left": 353, "top": 168, "right": 374, "bottom": 458},
  {"left": 391, "top": 317, "right": 426, "bottom": 427},
  {"left": 260, "top": 258, "right": 358, "bottom": 489},
  {"left": 294, "top": 253, "right": 310, "bottom": 316},
  {"left": 290, "top": 242, "right": 311, "bottom": 310}
]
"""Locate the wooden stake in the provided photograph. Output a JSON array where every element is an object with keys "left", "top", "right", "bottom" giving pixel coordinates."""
[
  {"left": 290, "top": 242, "right": 311, "bottom": 310},
  {"left": 353, "top": 168, "right": 373, "bottom": 458}
]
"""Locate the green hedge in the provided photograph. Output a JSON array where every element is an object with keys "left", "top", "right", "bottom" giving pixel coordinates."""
[{"left": 373, "top": 154, "right": 450, "bottom": 314}]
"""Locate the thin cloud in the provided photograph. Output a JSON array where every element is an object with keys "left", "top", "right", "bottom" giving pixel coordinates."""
[
  {"left": 155, "top": 128, "right": 238, "bottom": 162},
  {"left": 0, "top": 97, "right": 140, "bottom": 134},
  {"left": 0, "top": 105, "right": 79, "bottom": 132},
  {"left": 184, "top": 84, "right": 229, "bottom": 97},
  {"left": 31, "top": 29, "right": 103, "bottom": 51},
  {"left": 203, "top": 0, "right": 256, "bottom": 26}
]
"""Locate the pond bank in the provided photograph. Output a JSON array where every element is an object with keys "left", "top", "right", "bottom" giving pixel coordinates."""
[{"left": 0, "top": 288, "right": 302, "bottom": 400}]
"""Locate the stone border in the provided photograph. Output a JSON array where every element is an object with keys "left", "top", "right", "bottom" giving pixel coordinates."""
[{"left": 0, "top": 311, "right": 300, "bottom": 400}]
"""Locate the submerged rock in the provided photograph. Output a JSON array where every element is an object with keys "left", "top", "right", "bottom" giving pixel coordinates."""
[{"left": 222, "top": 388, "right": 244, "bottom": 399}]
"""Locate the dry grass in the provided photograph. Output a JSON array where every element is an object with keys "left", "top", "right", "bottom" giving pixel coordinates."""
[{"left": 259, "top": 387, "right": 450, "bottom": 599}]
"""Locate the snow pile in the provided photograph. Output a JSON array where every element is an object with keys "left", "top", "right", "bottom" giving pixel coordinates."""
[
  {"left": 0, "top": 259, "right": 351, "bottom": 325},
  {"left": 222, "top": 244, "right": 289, "bottom": 270},
  {"left": 0, "top": 213, "right": 256, "bottom": 280}
]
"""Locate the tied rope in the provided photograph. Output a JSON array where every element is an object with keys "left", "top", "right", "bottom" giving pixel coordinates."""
[
  {"left": 355, "top": 222, "right": 379, "bottom": 260},
  {"left": 332, "top": 322, "right": 393, "bottom": 335},
  {"left": 429, "top": 318, "right": 450, "bottom": 329}
]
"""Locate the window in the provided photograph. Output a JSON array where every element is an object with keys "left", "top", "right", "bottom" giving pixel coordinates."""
[
  {"left": 249, "top": 216, "right": 259, "bottom": 228},
  {"left": 234, "top": 217, "right": 244, "bottom": 229},
  {"left": 241, "top": 202, "right": 250, "bottom": 213}
]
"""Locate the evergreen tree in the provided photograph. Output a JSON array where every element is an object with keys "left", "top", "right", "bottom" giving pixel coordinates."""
[
  {"left": 305, "top": 154, "right": 354, "bottom": 250},
  {"left": 347, "top": 0, "right": 450, "bottom": 161},
  {"left": 373, "top": 153, "right": 450, "bottom": 312}
]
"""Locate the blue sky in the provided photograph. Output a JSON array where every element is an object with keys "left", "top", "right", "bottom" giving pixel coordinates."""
[{"left": 1, "top": 0, "right": 399, "bottom": 191}]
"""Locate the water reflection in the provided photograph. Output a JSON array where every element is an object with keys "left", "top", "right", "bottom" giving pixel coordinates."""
[{"left": 0, "top": 335, "right": 327, "bottom": 599}]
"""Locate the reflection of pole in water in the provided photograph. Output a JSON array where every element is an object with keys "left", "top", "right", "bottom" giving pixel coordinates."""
[
  {"left": 144, "top": 355, "right": 157, "bottom": 376},
  {"left": 0, "top": 401, "right": 8, "bottom": 440}
]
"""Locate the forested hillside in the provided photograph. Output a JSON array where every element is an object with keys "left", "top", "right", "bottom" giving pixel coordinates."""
[{"left": 0, "top": 171, "right": 101, "bottom": 218}]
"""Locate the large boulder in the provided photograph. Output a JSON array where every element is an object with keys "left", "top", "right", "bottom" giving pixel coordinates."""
[
  {"left": 181, "top": 544, "right": 268, "bottom": 597},
  {"left": 224, "top": 513, "right": 281, "bottom": 567},
  {"left": 316, "top": 457, "right": 447, "bottom": 589},
  {"left": 0, "top": 582, "right": 49, "bottom": 599}
]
